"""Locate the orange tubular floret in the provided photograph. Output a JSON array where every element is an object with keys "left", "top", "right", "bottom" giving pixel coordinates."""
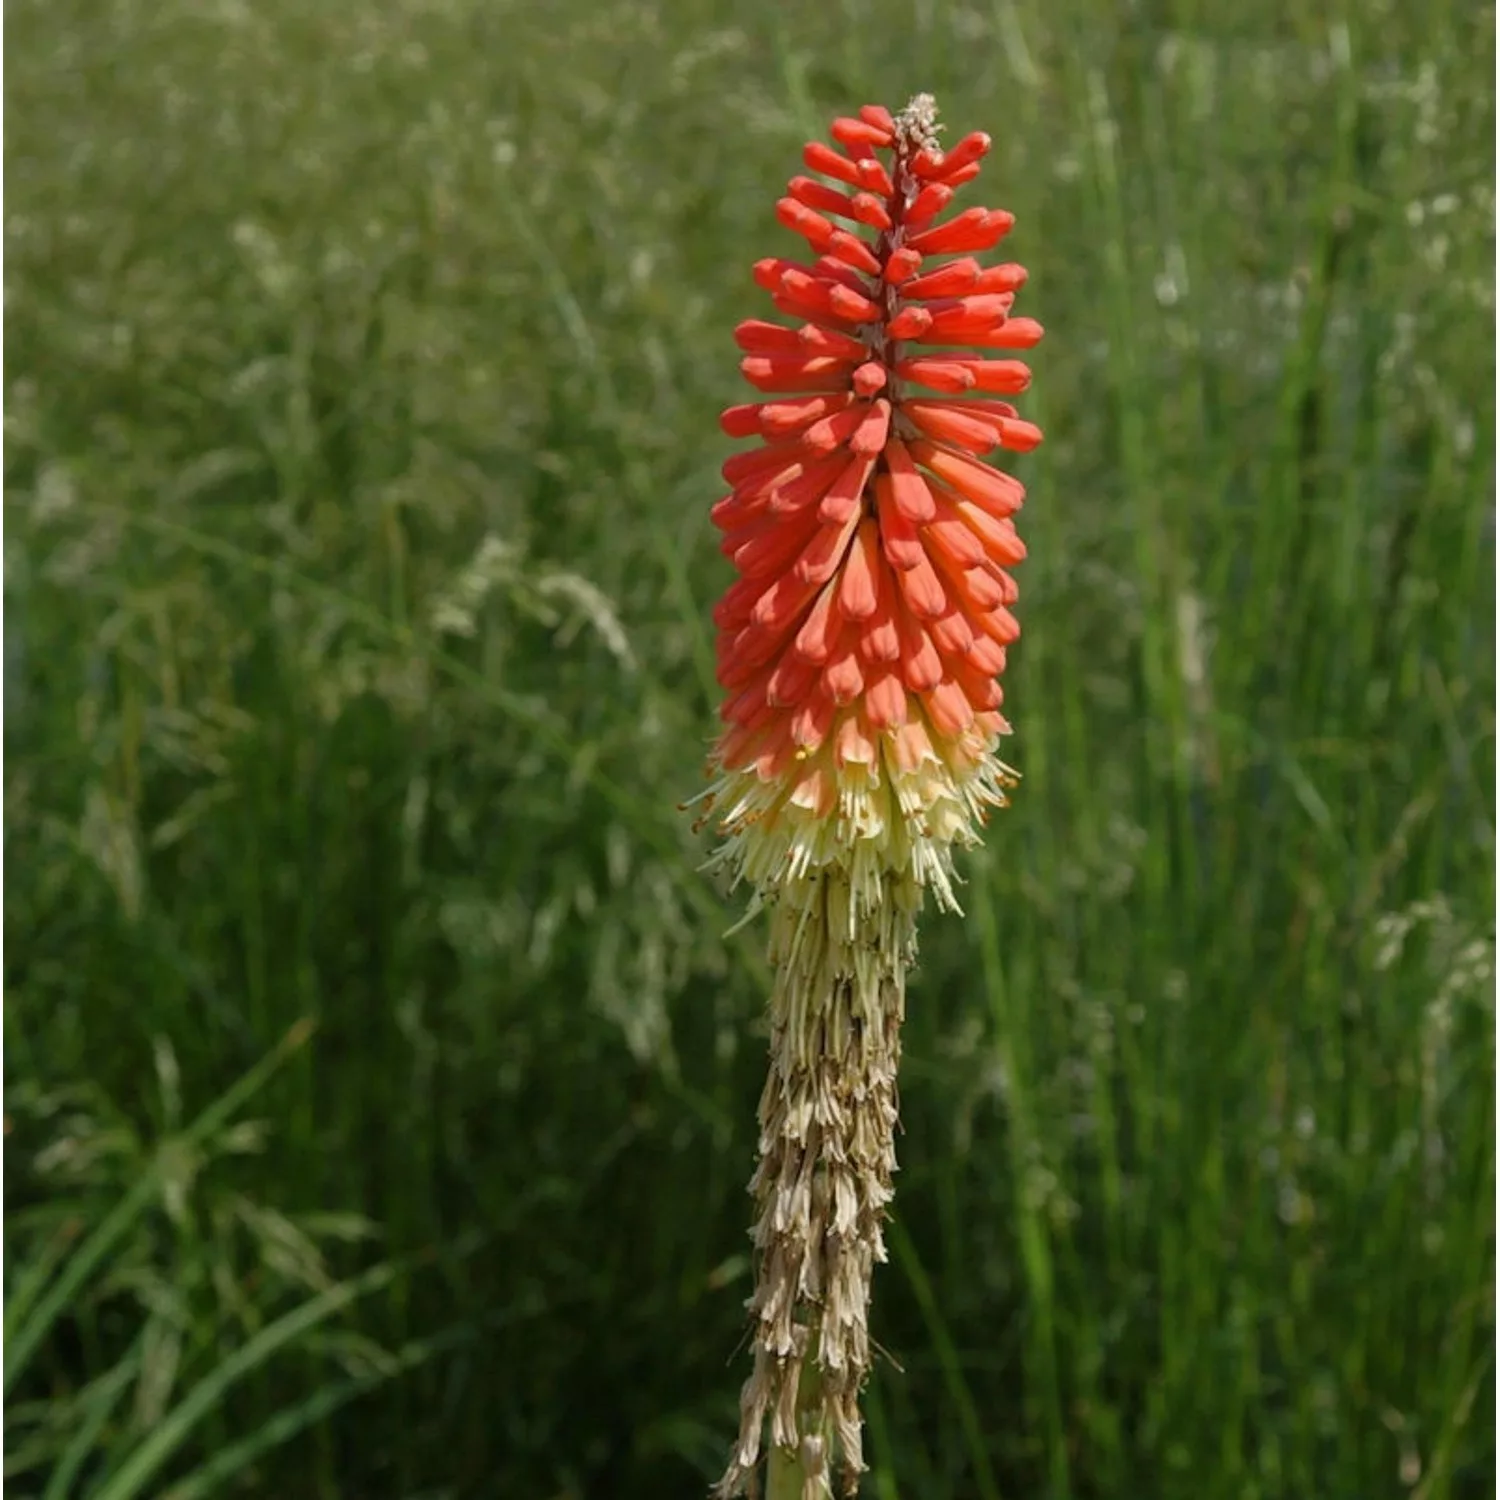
[
  {"left": 832, "top": 116, "right": 894, "bottom": 148},
  {"left": 817, "top": 452, "right": 878, "bottom": 525},
  {"left": 910, "top": 441, "right": 1027, "bottom": 518},
  {"left": 768, "top": 649, "right": 819, "bottom": 708},
  {"left": 793, "top": 579, "right": 843, "bottom": 664},
  {"left": 721, "top": 439, "right": 804, "bottom": 488},
  {"left": 734, "top": 510, "right": 822, "bottom": 580},
  {"left": 896, "top": 550, "right": 948, "bottom": 620},
  {"left": 777, "top": 199, "right": 839, "bottom": 252},
  {"left": 770, "top": 453, "right": 862, "bottom": 515},
  {"left": 883, "top": 437, "right": 937, "bottom": 523},
  {"left": 933, "top": 358, "right": 1032, "bottom": 394},
  {"left": 849, "top": 399, "right": 892, "bottom": 455},
  {"left": 758, "top": 393, "right": 853, "bottom": 437},
  {"left": 752, "top": 572, "right": 822, "bottom": 634},
  {"left": 959, "top": 317, "right": 1045, "bottom": 350},
  {"left": 967, "top": 634, "right": 1008, "bottom": 677},
  {"left": 828, "top": 230, "right": 883, "bottom": 276},
  {"left": 848, "top": 193, "right": 893, "bottom": 231},
  {"left": 923, "top": 501, "right": 988, "bottom": 570},
  {"left": 787, "top": 175, "right": 861, "bottom": 219},
  {"left": 803, "top": 404, "right": 873, "bottom": 452},
  {"left": 721, "top": 404, "right": 765, "bottom": 437},
  {"left": 834, "top": 710, "right": 879, "bottom": 768},
  {"left": 924, "top": 679, "right": 976, "bottom": 737},
  {"left": 907, "top": 208, "right": 1014, "bottom": 256},
  {"left": 975, "top": 263, "right": 1029, "bottom": 293},
  {"left": 874, "top": 473, "right": 926, "bottom": 570},
  {"left": 895, "top": 358, "right": 978, "bottom": 394},
  {"left": 886, "top": 306, "right": 934, "bottom": 339},
  {"left": 864, "top": 669, "right": 909, "bottom": 729},
  {"left": 795, "top": 510, "right": 862, "bottom": 587},
  {"left": 822, "top": 626, "right": 866, "bottom": 704},
  {"left": 901, "top": 259, "right": 981, "bottom": 300},
  {"left": 860, "top": 604, "right": 901, "bottom": 665},
  {"left": 734, "top": 320, "right": 806, "bottom": 354},
  {"left": 921, "top": 131, "right": 992, "bottom": 180},
  {"left": 884, "top": 247, "right": 924, "bottom": 284},
  {"left": 906, "top": 182, "right": 955, "bottom": 226},
  {"left": 854, "top": 157, "right": 894, "bottom": 196},
  {"left": 949, "top": 563, "right": 1009, "bottom": 617},
  {"left": 799, "top": 324, "right": 869, "bottom": 359},
  {"left": 791, "top": 689, "right": 836, "bottom": 750},
  {"left": 803, "top": 140, "right": 863, "bottom": 187},
  {"left": 837, "top": 519, "right": 883, "bottom": 621},
  {"left": 709, "top": 100, "right": 1042, "bottom": 778},
  {"left": 929, "top": 605, "right": 975, "bottom": 658},
  {"left": 740, "top": 355, "right": 858, "bottom": 393},
  {"left": 893, "top": 605, "right": 943, "bottom": 692}
]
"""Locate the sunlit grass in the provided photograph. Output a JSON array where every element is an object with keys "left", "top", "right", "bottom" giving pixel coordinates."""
[{"left": 5, "top": 0, "right": 1493, "bottom": 1496}]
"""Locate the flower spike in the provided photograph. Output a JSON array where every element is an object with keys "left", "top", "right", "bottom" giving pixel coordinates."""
[{"left": 694, "top": 94, "right": 1043, "bottom": 1500}]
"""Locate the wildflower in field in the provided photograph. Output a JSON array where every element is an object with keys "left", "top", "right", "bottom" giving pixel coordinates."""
[{"left": 695, "top": 94, "right": 1042, "bottom": 1498}]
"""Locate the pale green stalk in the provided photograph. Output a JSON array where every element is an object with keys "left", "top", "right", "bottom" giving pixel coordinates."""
[{"left": 766, "top": 1351, "right": 833, "bottom": 1500}]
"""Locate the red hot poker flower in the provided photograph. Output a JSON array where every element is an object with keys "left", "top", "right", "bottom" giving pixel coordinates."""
[
  {"left": 701, "top": 96, "right": 1043, "bottom": 1500},
  {"left": 704, "top": 95, "right": 1042, "bottom": 910}
]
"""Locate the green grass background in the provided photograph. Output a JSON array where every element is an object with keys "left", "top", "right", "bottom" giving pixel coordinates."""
[{"left": 4, "top": 0, "right": 1494, "bottom": 1496}]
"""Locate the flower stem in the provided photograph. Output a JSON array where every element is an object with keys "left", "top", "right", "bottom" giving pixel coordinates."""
[
  {"left": 766, "top": 1345, "right": 832, "bottom": 1500},
  {"left": 766, "top": 1443, "right": 825, "bottom": 1500}
]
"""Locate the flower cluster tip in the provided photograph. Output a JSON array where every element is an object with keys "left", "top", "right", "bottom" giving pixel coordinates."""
[{"left": 702, "top": 96, "right": 1043, "bottom": 911}]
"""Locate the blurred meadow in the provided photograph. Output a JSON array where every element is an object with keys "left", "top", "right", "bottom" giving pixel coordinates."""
[{"left": 4, "top": 0, "right": 1495, "bottom": 1496}]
